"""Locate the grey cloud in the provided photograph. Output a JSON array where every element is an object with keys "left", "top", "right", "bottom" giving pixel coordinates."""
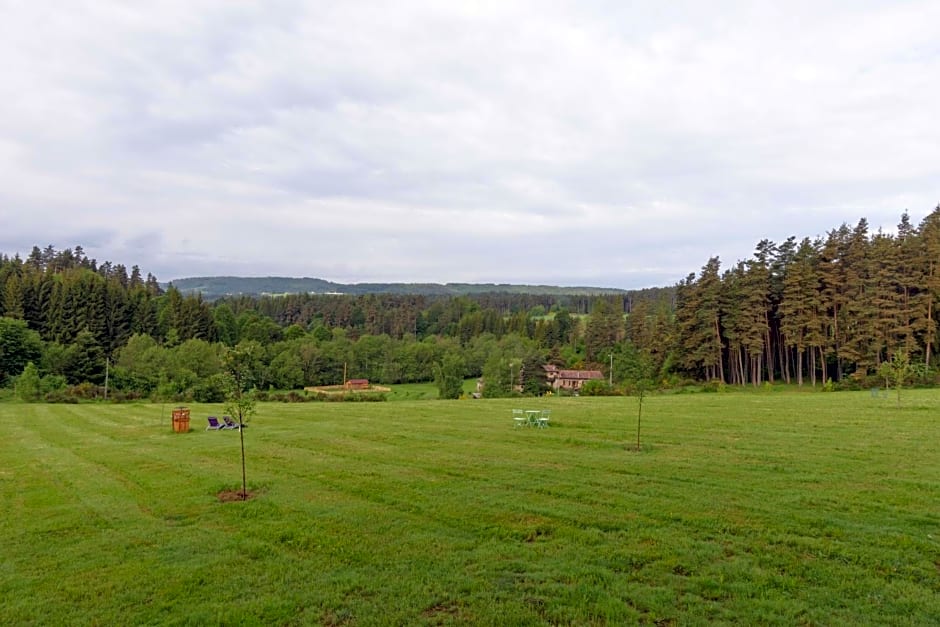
[{"left": 1, "top": 1, "right": 938, "bottom": 288}]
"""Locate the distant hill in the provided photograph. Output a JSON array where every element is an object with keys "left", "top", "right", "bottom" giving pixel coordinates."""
[{"left": 167, "top": 276, "right": 630, "bottom": 300}]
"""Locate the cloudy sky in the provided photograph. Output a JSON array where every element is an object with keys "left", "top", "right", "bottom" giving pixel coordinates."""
[{"left": 1, "top": 1, "right": 938, "bottom": 288}]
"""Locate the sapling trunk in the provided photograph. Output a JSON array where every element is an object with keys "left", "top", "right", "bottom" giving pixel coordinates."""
[
  {"left": 239, "top": 413, "right": 248, "bottom": 500},
  {"left": 636, "top": 387, "right": 644, "bottom": 451}
]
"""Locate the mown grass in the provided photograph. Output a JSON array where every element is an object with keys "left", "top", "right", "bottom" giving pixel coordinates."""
[
  {"left": 384, "top": 381, "right": 441, "bottom": 401},
  {"left": 384, "top": 378, "right": 478, "bottom": 401},
  {"left": 1, "top": 391, "right": 938, "bottom": 625}
]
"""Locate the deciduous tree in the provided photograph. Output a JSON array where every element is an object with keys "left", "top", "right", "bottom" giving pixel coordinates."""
[{"left": 223, "top": 343, "right": 260, "bottom": 500}]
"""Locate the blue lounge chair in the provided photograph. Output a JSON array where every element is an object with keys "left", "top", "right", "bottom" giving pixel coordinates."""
[{"left": 206, "top": 416, "right": 224, "bottom": 431}]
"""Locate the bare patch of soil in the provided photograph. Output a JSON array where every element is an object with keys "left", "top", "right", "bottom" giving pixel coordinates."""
[
  {"left": 422, "top": 601, "right": 460, "bottom": 620},
  {"left": 217, "top": 489, "right": 257, "bottom": 502}
]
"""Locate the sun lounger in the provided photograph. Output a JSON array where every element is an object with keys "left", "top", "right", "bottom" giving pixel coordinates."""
[{"left": 206, "top": 416, "right": 224, "bottom": 431}]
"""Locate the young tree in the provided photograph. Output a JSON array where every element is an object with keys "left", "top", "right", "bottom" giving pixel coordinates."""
[
  {"left": 878, "top": 349, "right": 912, "bottom": 409},
  {"left": 223, "top": 343, "right": 260, "bottom": 500},
  {"left": 626, "top": 349, "right": 656, "bottom": 452}
]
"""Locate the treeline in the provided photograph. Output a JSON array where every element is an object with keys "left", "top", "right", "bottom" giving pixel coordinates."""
[
  {"left": 215, "top": 286, "right": 674, "bottom": 336},
  {"left": 0, "top": 245, "right": 217, "bottom": 392},
  {"left": 0, "top": 245, "right": 218, "bottom": 356},
  {"left": 170, "top": 275, "right": 633, "bottom": 300},
  {"left": 3, "top": 205, "right": 940, "bottom": 402},
  {"left": 673, "top": 206, "right": 940, "bottom": 385},
  {"left": 0, "top": 244, "right": 676, "bottom": 400}
]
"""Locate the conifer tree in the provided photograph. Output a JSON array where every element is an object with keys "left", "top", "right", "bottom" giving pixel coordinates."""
[
  {"left": 584, "top": 297, "right": 623, "bottom": 363},
  {"left": 780, "top": 238, "right": 821, "bottom": 386},
  {"left": 719, "top": 262, "right": 747, "bottom": 385},
  {"left": 917, "top": 206, "right": 940, "bottom": 367}
]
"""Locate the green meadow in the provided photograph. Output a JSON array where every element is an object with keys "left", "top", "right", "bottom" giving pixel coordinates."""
[{"left": 1, "top": 391, "right": 938, "bottom": 625}]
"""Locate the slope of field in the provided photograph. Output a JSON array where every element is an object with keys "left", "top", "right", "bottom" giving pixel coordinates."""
[{"left": 1, "top": 392, "right": 938, "bottom": 624}]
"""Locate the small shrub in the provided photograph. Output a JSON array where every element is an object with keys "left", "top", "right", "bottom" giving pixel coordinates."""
[
  {"left": 700, "top": 379, "right": 727, "bottom": 393},
  {"left": 44, "top": 390, "right": 79, "bottom": 403},
  {"left": 107, "top": 390, "right": 145, "bottom": 402},
  {"left": 344, "top": 392, "right": 388, "bottom": 402},
  {"left": 658, "top": 374, "right": 685, "bottom": 390},
  {"left": 253, "top": 390, "right": 313, "bottom": 402},
  {"left": 68, "top": 382, "right": 102, "bottom": 399},
  {"left": 581, "top": 380, "right": 617, "bottom": 396},
  {"left": 284, "top": 391, "right": 309, "bottom": 402}
]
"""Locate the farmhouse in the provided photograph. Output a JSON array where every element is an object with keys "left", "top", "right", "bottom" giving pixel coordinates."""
[{"left": 544, "top": 365, "right": 604, "bottom": 392}]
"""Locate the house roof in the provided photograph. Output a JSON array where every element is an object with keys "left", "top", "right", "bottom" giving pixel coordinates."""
[{"left": 556, "top": 370, "right": 604, "bottom": 380}]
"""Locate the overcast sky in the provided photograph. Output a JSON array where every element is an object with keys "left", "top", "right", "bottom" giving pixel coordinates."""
[{"left": 1, "top": 1, "right": 937, "bottom": 288}]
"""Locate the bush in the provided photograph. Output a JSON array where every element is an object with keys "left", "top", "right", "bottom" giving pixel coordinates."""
[
  {"left": 44, "top": 390, "right": 79, "bottom": 403},
  {"left": 700, "top": 379, "right": 727, "bottom": 393},
  {"left": 40, "top": 375, "right": 67, "bottom": 395},
  {"left": 14, "top": 362, "right": 41, "bottom": 401},
  {"left": 621, "top": 382, "right": 650, "bottom": 396},
  {"left": 581, "top": 380, "right": 618, "bottom": 396},
  {"left": 283, "top": 391, "right": 310, "bottom": 402},
  {"left": 254, "top": 390, "right": 314, "bottom": 402},
  {"left": 69, "top": 382, "right": 102, "bottom": 399},
  {"left": 107, "top": 390, "right": 145, "bottom": 402},
  {"left": 309, "top": 391, "right": 388, "bottom": 402},
  {"left": 341, "top": 392, "right": 388, "bottom": 402},
  {"left": 192, "top": 373, "right": 228, "bottom": 403}
]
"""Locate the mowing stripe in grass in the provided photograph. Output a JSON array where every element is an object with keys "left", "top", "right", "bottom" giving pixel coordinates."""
[{"left": 1, "top": 392, "right": 938, "bottom": 624}]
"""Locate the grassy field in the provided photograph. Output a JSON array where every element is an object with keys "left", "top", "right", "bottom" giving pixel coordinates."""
[
  {"left": 380, "top": 379, "right": 479, "bottom": 401},
  {"left": 384, "top": 381, "right": 441, "bottom": 401},
  {"left": 1, "top": 391, "right": 938, "bottom": 625}
]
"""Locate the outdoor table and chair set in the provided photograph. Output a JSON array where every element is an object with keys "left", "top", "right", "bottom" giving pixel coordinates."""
[{"left": 512, "top": 408, "right": 551, "bottom": 428}]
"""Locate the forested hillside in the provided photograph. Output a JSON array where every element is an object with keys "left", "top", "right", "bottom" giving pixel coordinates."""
[
  {"left": 2, "top": 205, "right": 939, "bottom": 401},
  {"left": 169, "top": 276, "right": 630, "bottom": 300}
]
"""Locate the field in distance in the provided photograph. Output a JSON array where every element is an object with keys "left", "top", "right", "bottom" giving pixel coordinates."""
[{"left": 1, "top": 392, "right": 938, "bottom": 624}]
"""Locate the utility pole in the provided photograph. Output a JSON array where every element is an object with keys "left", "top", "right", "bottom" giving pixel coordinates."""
[
  {"left": 609, "top": 353, "right": 613, "bottom": 386},
  {"left": 509, "top": 362, "right": 513, "bottom": 394}
]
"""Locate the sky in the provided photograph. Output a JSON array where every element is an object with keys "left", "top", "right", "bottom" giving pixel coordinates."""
[{"left": 1, "top": 1, "right": 938, "bottom": 289}]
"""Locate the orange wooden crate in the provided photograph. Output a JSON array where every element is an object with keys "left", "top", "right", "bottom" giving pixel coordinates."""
[{"left": 171, "top": 408, "right": 191, "bottom": 433}]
